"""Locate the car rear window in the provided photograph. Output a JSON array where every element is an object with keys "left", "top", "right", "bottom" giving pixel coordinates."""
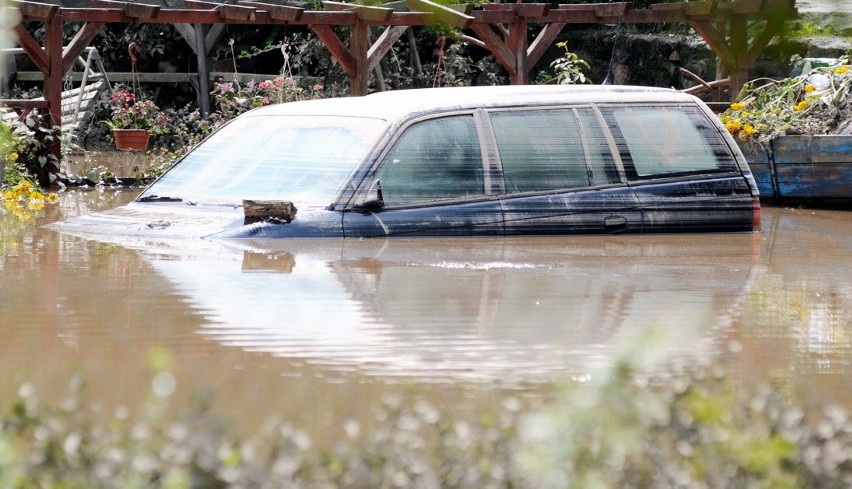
[
  {"left": 490, "top": 108, "right": 620, "bottom": 193},
  {"left": 141, "top": 115, "right": 386, "bottom": 205},
  {"left": 601, "top": 105, "right": 736, "bottom": 178}
]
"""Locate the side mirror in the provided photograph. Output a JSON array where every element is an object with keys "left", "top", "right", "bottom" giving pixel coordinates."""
[{"left": 357, "top": 179, "right": 384, "bottom": 210}]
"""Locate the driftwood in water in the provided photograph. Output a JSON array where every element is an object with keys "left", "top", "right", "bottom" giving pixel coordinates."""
[{"left": 243, "top": 199, "right": 297, "bottom": 223}]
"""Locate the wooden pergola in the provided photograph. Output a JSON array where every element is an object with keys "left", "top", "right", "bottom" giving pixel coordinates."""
[{"left": 3, "top": 0, "right": 796, "bottom": 184}]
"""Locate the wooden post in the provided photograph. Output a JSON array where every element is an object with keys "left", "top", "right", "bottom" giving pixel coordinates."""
[
  {"left": 729, "top": 17, "right": 748, "bottom": 100},
  {"left": 508, "top": 16, "right": 528, "bottom": 85},
  {"left": 193, "top": 23, "right": 211, "bottom": 115},
  {"left": 41, "top": 14, "right": 63, "bottom": 186}
]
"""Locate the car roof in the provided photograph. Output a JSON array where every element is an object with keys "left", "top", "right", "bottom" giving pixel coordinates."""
[{"left": 242, "top": 85, "right": 700, "bottom": 122}]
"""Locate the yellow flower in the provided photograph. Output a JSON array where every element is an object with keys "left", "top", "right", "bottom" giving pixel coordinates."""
[
  {"left": 8, "top": 152, "right": 18, "bottom": 162},
  {"left": 804, "top": 84, "right": 815, "bottom": 92},
  {"left": 833, "top": 66, "right": 849, "bottom": 74},
  {"left": 730, "top": 102, "right": 746, "bottom": 111},
  {"left": 743, "top": 124, "right": 757, "bottom": 136},
  {"left": 794, "top": 100, "right": 810, "bottom": 111}
]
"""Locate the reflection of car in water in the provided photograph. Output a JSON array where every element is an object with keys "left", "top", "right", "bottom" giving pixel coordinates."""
[
  {"left": 52, "top": 85, "right": 761, "bottom": 240},
  {"left": 140, "top": 234, "right": 759, "bottom": 383}
]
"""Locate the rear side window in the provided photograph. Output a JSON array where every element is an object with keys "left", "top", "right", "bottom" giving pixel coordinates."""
[
  {"left": 602, "top": 106, "right": 736, "bottom": 178},
  {"left": 490, "top": 108, "right": 619, "bottom": 193},
  {"left": 375, "top": 116, "right": 484, "bottom": 206}
]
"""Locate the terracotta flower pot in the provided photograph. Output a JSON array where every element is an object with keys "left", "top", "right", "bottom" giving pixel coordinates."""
[{"left": 113, "top": 129, "right": 150, "bottom": 151}]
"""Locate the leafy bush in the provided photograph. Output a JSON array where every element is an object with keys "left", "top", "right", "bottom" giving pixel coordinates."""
[
  {"left": 721, "top": 58, "right": 852, "bottom": 144},
  {"left": 1, "top": 345, "right": 849, "bottom": 488}
]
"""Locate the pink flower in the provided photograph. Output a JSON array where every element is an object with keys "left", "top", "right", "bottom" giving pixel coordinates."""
[{"left": 258, "top": 80, "right": 273, "bottom": 90}]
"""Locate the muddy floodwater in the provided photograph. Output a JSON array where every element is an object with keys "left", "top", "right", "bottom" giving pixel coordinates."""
[{"left": 1, "top": 189, "right": 850, "bottom": 437}]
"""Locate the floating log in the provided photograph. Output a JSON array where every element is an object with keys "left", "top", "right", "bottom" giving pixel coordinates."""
[{"left": 243, "top": 199, "right": 298, "bottom": 223}]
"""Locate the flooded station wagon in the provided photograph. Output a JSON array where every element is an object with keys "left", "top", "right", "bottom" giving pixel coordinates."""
[{"left": 57, "top": 85, "right": 761, "bottom": 239}]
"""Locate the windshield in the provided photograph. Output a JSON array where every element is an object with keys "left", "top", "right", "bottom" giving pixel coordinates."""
[{"left": 141, "top": 115, "right": 387, "bottom": 205}]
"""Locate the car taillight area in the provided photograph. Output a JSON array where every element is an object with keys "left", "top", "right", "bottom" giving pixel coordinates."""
[{"left": 752, "top": 198, "right": 762, "bottom": 231}]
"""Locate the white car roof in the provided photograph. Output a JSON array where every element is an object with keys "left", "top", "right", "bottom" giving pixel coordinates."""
[{"left": 241, "top": 85, "right": 700, "bottom": 122}]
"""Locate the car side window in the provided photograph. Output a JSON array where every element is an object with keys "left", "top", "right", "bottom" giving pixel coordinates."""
[
  {"left": 490, "top": 109, "right": 605, "bottom": 193},
  {"left": 375, "top": 116, "right": 484, "bottom": 206},
  {"left": 602, "top": 106, "right": 736, "bottom": 178}
]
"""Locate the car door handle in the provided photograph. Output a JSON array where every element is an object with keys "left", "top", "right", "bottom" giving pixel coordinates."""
[{"left": 604, "top": 215, "right": 628, "bottom": 233}]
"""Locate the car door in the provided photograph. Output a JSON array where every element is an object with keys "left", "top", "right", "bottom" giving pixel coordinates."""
[
  {"left": 487, "top": 107, "right": 641, "bottom": 235},
  {"left": 600, "top": 104, "right": 756, "bottom": 232},
  {"left": 342, "top": 114, "right": 504, "bottom": 237}
]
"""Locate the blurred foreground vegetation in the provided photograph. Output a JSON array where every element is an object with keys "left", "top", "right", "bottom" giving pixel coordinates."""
[{"left": 1, "top": 343, "right": 849, "bottom": 489}]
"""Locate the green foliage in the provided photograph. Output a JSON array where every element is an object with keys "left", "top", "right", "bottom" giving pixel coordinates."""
[
  {"left": 0, "top": 117, "right": 61, "bottom": 187},
  {"left": 518, "top": 351, "right": 850, "bottom": 488},
  {"left": 540, "top": 41, "right": 593, "bottom": 85},
  {"left": 720, "top": 58, "right": 852, "bottom": 143},
  {"left": 0, "top": 342, "right": 849, "bottom": 488}
]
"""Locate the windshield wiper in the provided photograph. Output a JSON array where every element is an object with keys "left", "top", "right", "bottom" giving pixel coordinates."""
[{"left": 138, "top": 195, "right": 194, "bottom": 204}]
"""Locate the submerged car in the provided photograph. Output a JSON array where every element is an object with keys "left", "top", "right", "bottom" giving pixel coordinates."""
[{"left": 55, "top": 85, "right": 761, "bottom": 239}]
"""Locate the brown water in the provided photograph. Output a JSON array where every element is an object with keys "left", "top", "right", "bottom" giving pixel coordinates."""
[{"left": 1, "top": 189, "right": 850, "bottom": 436}]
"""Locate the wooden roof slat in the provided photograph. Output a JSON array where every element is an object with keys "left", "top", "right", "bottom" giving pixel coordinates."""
[
  {"left": 220, "top": 4, "right": 257, "bottom": 21},
  {"left": 15, "top": 0, "right": 59, "bottom": 20},
  {"left": 237, "top": 1, "right": 303, "bottom": 21},
  {"left": 85, "top": 0, "right": 161, "bottom": 19},
  {"left": 682, "top": 1, "right": 716, "bottom": 18},
  {"left": 560, "top": 2, "right": 630, "bottom": 18},
  {"left": 482, "top": 3, "right": 548, "bottom": 18},
  {"left": 472, "top": 10, "right": 515, "bottom": 24},
  {"left": 627, "top": 7, "right": 686, "bottom": 23},
  {"left": 183, "top": 0, "right": 222, "bottom": 11},
  {"left": 323, "top": 1, "right": 393, "bottom": 23},
  {"left": 544, "top": 8, "right": 599, "bottom": 24},
  {"left": 300, "top": 10, "right": 356, "bottom": 25},
  {"left": 385, "top": 11, "right": 433, "bottom": 26}
]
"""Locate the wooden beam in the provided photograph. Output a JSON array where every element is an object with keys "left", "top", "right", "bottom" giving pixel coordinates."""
[
  {"left": 0, "top": 99, "right": 49, "bottom": 110},
  {"left": 310, "top": 24, "right": 355, "bottom": 76},
  {"left": 746, "top": 15, "right": 784, "bottom": 66},
  {"left": 13, "top": 24, "right": 48, "bottom": 74},
  {"left": 61, "top": 22, "right": 104, "bottom": 75},
  {"left": 470, "top": 23, "right": 515, "bottom": 80},
  {"left": 367, "top": 25, "right": 408, "bottom": 72},
  {"left": 690, "top": 19, "right": 737, "bottom": 72},
  {"left": 527, "top": 22, "right": 566, "bottom": 69}
]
